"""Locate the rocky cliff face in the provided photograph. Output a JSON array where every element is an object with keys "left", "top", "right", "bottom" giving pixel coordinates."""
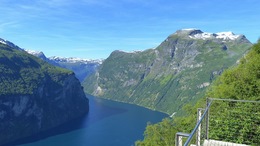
[
  {"left": 83, "top": 29, "right": 252, "bottom": 114},
  {"left": 0, "top": 42, "right": 89, "bottom": 145}
]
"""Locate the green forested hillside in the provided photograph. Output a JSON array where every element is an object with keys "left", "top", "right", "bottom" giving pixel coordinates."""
[
  {"left": 0, "top": 43, "right": 72, "bottom": 95},
  {"left": 136, "top": 40, "right": 260, "bottom": 146},
  {"left": 206, "top": 40, "right": 260, "bottom": 145}
]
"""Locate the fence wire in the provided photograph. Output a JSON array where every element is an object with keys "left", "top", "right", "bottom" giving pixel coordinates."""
[
  {"left": 176, "top": 98, "right": 260, "bottom": 146},
  {"left": 208, "top": 99, "right": 260, "bottom": 146}
]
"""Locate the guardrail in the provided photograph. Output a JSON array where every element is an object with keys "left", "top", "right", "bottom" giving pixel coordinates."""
[
  {"left": 175, "top": 98, "right": 260, "bottom": 146},
  {"left": 175, "top": 98, "right": 212, "bottom": 146}
]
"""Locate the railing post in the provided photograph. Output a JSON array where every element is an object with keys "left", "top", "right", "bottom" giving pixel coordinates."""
[
  {"left": 176, "top": 132, "right": 190, "bottom": 146},
  {"left": 175, "top": 134, "right": 182, "bottom": 146},
  {"left": 196, "top": 108, "right": 203, "bottom": 146},
  {"left": 205, "top": 98, "right": 210, "bottom": 140}
]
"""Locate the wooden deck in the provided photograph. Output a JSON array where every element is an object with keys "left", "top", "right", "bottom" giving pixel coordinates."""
[{"left": 203, "top": 139, "right": 249, "bottom": 146}]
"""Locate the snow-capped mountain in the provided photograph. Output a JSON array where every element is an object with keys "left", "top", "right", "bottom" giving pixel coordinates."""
[
  {"left": 25, "top": 50, "right": 101, "bottom": 82},
  {"left": 25, "top": 49, "right": 48, "bottom": 61},
  {"left": 176, "top": 29, "right": 245, "bottom": 41},
  {"left": 49, "top": 56, "right": 103, "bottom": 64},
  {"left": 48, "top": 56, "right": 101, "bottom": 82}
]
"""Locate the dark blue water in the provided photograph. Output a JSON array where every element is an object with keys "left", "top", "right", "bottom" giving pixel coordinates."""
[{"left": 17, "top": 95, "right": 168, "bottom": 146}]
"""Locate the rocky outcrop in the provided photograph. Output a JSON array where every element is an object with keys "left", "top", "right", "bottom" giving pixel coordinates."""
[{"left": 0, "top": 42, "right": 88, "bottom": 145}]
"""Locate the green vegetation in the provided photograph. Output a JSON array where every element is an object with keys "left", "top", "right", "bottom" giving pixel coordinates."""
[
  {"left": 135, "top": 100, "right": 203, "bottom": 146},
  {"left": 0, "top": 43, "right": 72, "bottom": 95},
  {"left": 206, "top": 40, "right": 260, "bottom": 145},
  {"left": 135, "top": 40, "right": 260, "bottom": 145}
]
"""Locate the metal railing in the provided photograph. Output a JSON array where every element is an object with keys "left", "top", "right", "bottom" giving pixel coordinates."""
[
  {"left": 176, "top": 98, "right": 212, "bottom": 146},
  {"left": 175, "top": 98, "right": 260, "bottom": 146}
]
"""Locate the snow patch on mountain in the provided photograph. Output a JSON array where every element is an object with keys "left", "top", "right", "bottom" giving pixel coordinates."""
[
  {"left": 0, "top": 38, "right": 7, "bottom": 45},
  {"left": 177, "top": 29, "right": 242, "bottom": 41},
  {"left": 215, "top": 32, "right": 240, "bottom": 40},
  {"left": 49, "top": 56, "right": 103, "bottom": 64},
  {"left": 25, "top": 49, "right": 44, "bottom": 56},
  {"left": 191, "top": 32, "right": 216, "bottom": 40}
]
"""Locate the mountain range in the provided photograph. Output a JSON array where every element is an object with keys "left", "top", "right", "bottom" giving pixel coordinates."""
[
  {"left": 83, "top": 29, "right": 252, "bottom": 114},
  {"left": 24, "top": 50, "right": 102, "bottom": 82}
]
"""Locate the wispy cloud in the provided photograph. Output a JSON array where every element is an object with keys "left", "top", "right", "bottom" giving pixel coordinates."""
[{"left": 0, "top": 21, "right": 20, "bottom": 34}]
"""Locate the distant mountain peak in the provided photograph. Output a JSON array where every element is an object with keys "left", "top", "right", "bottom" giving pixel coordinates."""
[
  {"left": 173, "top": 29, "right": 244, "bottom": 41},
  {"left": 49, "top": 56, "right": 103, "bottom": 64},
  {"left": 25, "top": 49, "right": 48, "bottom": 61},
  {"left": 25, "top": 49, "right": 45, "bottom": 56}
]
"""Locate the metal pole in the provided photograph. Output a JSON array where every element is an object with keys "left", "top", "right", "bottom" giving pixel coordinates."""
[
  {"left": 176, "top": 132, "right": 190, "bottom": 146},
  {"left": 196, "top": 108, "right": 202, "bottom": 146},
  {"left": 205, "top": 98, "right": 210, "bottom": 140},
  {"left": 175, "top": 134, "right": 182, "bottom": 146},
  {"left": 178, "top": 136, "right": 182, "bottom": 146},
  {"left": 175, "top": 133, "right": 179, "bottom": 146}
]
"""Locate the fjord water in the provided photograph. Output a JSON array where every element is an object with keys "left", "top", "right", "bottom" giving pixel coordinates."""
[{"left": 19, "top": 95, "right": 168, "bottom": 146}]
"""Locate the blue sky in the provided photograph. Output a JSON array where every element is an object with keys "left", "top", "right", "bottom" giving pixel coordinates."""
[{"left": 0, "top": 0, "right": 259, "bottom": 59}]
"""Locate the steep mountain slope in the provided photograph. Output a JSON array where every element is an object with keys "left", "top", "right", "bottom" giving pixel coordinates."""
[
  {"left": 84, "top": 29, "right": 252, "bottom": 114},
  {"left": 0, "top": 42, "right": 89, "bottom": 145}
]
